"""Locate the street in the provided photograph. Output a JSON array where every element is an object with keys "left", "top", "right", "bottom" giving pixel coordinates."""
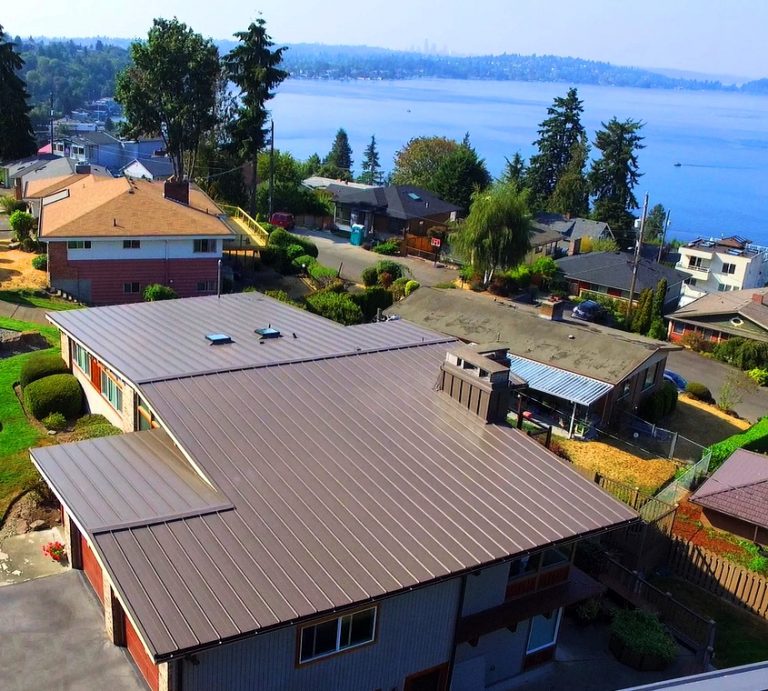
[{"left": 292, "top": 228, "right": 458, "bottom": 287}]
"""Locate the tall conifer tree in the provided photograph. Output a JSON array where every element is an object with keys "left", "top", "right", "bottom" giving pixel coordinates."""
[{"left": 0, "top": 25, "right": 36, "bottom": 160}]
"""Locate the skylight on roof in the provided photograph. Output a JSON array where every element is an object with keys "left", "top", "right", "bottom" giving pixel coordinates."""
[
  {"left": 407, "top": 192, "right": 421, "bottom": 201},
  {"left": 255, "top": 327, "right": 281, "bottom": 339},
  {"left": 205, "top": 333, "right": 233, "bottom": 345}
]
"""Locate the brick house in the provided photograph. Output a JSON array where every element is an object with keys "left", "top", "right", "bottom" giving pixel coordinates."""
[
  {"left": 31, "top": 294, "right": 636, "bottom": 691},
  {"left": 31, "top": 176, "right": 233, "bottom": 305}
]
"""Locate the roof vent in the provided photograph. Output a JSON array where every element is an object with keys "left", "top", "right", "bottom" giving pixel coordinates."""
[
  {"left": 255, "top": 326, "right": 281, "bottom": 339},
  {"left": 205, "top": 333, "right": 233, "bottom": 345}
]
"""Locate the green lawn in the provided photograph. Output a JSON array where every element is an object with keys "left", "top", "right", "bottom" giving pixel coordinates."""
[
  {"left": 652, "top": 576, "right": 768, "bottom": 669},
  {"left": 0, "top": 289, "right": 81, "bottom": 312},
  {"left": 0, "top": 316, "right": 59, "bottom": 344}
]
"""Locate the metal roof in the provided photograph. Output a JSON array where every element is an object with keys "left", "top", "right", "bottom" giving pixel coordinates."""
[
  {"left": 36, "top": 341, "right": 636, "bottom": 660},
  {"left": 49, "top": 293, "right": 453, "bottom": 384},
  {"left": 507, "top": 355, "right": 613, "bottom": 406}
]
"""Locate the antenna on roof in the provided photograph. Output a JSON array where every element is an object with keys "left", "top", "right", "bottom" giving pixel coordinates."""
[{"left": 217, "top": 259, "right": 222, "bottom": 299}]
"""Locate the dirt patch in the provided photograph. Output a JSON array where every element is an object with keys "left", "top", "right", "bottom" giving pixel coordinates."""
[
  {"left": 673, "top": 498, "right": 754, "bottom": 562},
  {"left": 0, "top": 248, "right": 47, "bottom": 291},
  {"left": 667, "top": 396, "right": 750, "bottom": 447},
  {"left": 559, "top": 437, "right": 677, "bottom": 492}
]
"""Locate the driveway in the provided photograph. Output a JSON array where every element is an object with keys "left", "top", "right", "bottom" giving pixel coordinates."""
[
  {"left": 0, "top": 570, "right": 146, "bottom": 691},
  {"left": 292, "top": 228, "right": 458, "bottom": 286},
  {"left": 666, "top": 349, "right": 768, "bottom": 423}
]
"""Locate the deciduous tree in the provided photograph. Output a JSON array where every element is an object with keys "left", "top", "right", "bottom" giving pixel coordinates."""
[
  {"left": 391, "top": 136, "right": 459, "bottom": 189},
  {"left": 431, "top": 142, "right": 491, "bottom": 211},
  {"left": 0, "top": 25, "right": 36, "bottom": 160},
  {"left": 116, "top": 18, "right": 220, "bottom": 180}
]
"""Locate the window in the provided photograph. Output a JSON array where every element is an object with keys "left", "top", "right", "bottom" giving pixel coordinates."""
[
  {"left": 123, "top": 240, "right": 141, "bottom": 249},
  {"left": 299, "top": 607, "right": 376, "bottom": 663},
  {"left": 721, "top": 262, "right": 736, "bottom": 275},
  {"left": 72, "top": 342, "right": 91, "bottom": 377},
  {"left": 688, "top": 256, "right": 706, "bottom": 269},
  {"left": 643, "top": 362, "right": 659, "bottom": 390},
  {"left": 123, "top": 282, "right": 140, "bottom": 294},
  {"left": 193, "top": 239, "right": 216, "bottom": 253},
  {"left": 135, "top": 395, "right": 155, "bottom": 431},
  {"left": 527, "top": 609, "right": 563, "bottom": 654},
  {"left": 67, "top": 241, "right": 91, "bottom": 250},
  {"left": 687, "top": 277, "right": 698, "bottom": 287},
  {"left": 673, "top": 322, "right": 685, "bottom": 334},
  {"left": 100, "top": 369, "right": 123, "bottom": 411},
  {"left": 197, "top": 280, "right": 216, "bottom": 292}
]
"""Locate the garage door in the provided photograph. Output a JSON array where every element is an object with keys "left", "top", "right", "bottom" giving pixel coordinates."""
[
  {"left": 80, "top": 534, "right": 103, "bottom": 604},
  {"left": 125, "top": 615, "right": 159, "bottom": 691}
]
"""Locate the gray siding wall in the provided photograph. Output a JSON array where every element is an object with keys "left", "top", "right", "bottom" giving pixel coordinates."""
[
  {"left": 453, "top": 626, "right": 529, "bottom": 689},
  {"left": 461, "top": 563, "right": 509, "bottom": 616},
  {"left": 182, "top": 578, "right": 461, "bottom": 691}
]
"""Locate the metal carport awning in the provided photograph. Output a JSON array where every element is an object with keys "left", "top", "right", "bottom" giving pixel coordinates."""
[{"left": 507, "top": 355, "right": 613, "bottom": 407}]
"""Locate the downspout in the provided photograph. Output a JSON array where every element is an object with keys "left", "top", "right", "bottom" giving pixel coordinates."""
[{"left": 446, "top": 574, "right": 468, "bottom": 690}]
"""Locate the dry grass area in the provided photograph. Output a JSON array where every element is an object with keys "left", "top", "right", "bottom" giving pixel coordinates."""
[
  {"left": 667, "top": 395, "right": 750, "bottom": 446},
  {"left": 0, "top": 248, "right": 47, "bottom": 291},
  {"left": 558, "top": 437, "right": 677, "bottom": 492}
]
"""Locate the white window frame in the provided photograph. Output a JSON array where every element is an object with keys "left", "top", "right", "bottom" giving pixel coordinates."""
[
  {"left": 197, "top": 280, "right": 216, "bottom": 292},
  {"left": 526, "top": 608, "right": 563, "bottom": 654},
  {"left": 72, "top": 342, "right": 91, "bottom": 377},
  {"left": 298, "top": 606, "right": 377, "bottom": 664},
  {"left": 193, "top": 239, "right": 216, "bottom": 253},
  {"left": 67, "top": 240, "right": 92, "bottom": 250},
  {"left": 123, "top": 239, "right": 141, "bottom": 249},
  {"left": 721, "top": 262, "right": 736, "bottom": 275}
]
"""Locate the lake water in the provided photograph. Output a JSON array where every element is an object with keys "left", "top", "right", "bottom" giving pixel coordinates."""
[{"left": 270, "top": 79, "right": 768, "bottom": 245}]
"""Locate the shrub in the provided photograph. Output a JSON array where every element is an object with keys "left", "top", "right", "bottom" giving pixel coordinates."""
[
  {"left": 638, "top": 382, "right": 678, "bottom": 423},
  {"left": 361, "top": 265, "right": 379, "bottom": 287},
  {"left": 488, "top": 274, "right": 515, "bottom": 296},
  {"left": 680, "top": 331, "right": 712, "bottom": 353},
  {"left": 434, "top": 281, "right": 457, "bottom": 289},
  {"left": 74, "top": 414, "right": 112, "bottom": 429},
  {"left": 708, "top": 416, "right": 768, "bottom": 469},
  {"left": 31, "top": 254, "right": 47, "bottom": 270},
  {"left": 378, "top": 271, "right": 394, "bottom": 288},
  {"left": 404, "top": 280, "right": 420, "bottom": 297},
  {"left": 70, "top": 413, "right": 121, "bottom": 441},
  {"left": 685, "top": 382, "right": 713, "bottom": 403},
  {"left": 351, "top": 287, "right": 394, "bottom": 321},
  {"left": 264, "top": 289, "right": 306, "bottom": 309},
  {"left": 21, "top": 237, "right": 40, "bottom": 253},
  {"left": 507, "top": 265, "right": 532, "bottom": 288},
  {"left": 291, "top": 254, "right": 317, "bottom": 272},
  {"left": 307, "top": 262, "right": 338, "bottom": 286},
  {"left": 42, "top": 412, "right": 67, "bottom": 431},
  {"left": 0, "top": 196, "right": 27, "bottom": 214},
  {"left": 375, "top": 260, "right": 405, "bottom": 281},
  {"left": 372, "top": 239, "right": 401, "bottom": 255},
  {"left": 23, "top": 373, "right": 83, "bottom": 420},
  {"left": 143, "top": 284, "right": 178, "bottom": 301},
  {"left": 9, "top": 210, "right": 35, "bottom": 241},
  {"left": 19, "top": 352, "right": 69, "bottom": 388},
  {"left": 305, "top": 291, "right": 363, "bottom": 325},
  {"left": 268, "top": 228, "right": 318, "bottom": 258},
  {"left": 459, "top": 265, "right": 474, "bottom": 283},
  {"left": 548, "top": 438, "right": 572, "bottom": 462},
  {"left": 647, "top": 318, "right": 666, "bottom": 341},
  {"left": 285, "top": 243, "right": 307, "bottom": 261},
  {"left": 573, "top": 598, "right": 601, "bottom": 624},
  {"left": 390, "top": 276, "right": 410, "bottom": 300},
  {"left": 714, "top": 337, "right": 768, "bottom": 371},
  {"left": 610, "top": 610, "right": 677, "bottom": 666},
  {"left": 748, "top": 368, "right": 768, "bottom": 386}
]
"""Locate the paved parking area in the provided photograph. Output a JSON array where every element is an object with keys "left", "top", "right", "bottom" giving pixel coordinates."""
[{"left": 0, "top": 570, "right": 146, "bottom": 691}]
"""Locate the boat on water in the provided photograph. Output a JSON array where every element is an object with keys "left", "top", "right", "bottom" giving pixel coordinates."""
[{"left": 673, "top": 162, "right": 682, "bottom": 167}]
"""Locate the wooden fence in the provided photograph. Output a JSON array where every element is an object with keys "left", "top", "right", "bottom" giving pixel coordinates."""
[
  {"left": 667, "top": 537, "right": 768, "bottom": 619},
  {"left": 600, "top": 556, "right": 716, "bottom": 666}
]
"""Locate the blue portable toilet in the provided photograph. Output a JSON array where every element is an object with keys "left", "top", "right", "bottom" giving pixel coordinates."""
[{"left": 350, "top": 223, "right": 365, "bottom": 246}]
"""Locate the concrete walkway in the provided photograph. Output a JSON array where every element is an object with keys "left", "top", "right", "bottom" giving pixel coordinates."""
[
  {"left": 0, "top": 527, "right": 67, "bottom": 586},
  {"left": 0, "top": 570, "right": 146, "bottom": 691},
  {"left": 0, "top": 299, "right": 51, "bottom": 325}
]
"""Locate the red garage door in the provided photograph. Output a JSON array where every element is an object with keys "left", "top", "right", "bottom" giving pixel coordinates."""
[
  {"left": 125, "top": 615, "right": 159, "bottom": 691},
  {"left": 80, "top": 534, "right": 103, "bottom": 604}
]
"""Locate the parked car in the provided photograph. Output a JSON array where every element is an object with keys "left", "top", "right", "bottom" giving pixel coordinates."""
[
  {"left": 269, "top": 212, "right": 295, "bottom": 230},
  {"left": 663, "top": 370, "right": 688, "bottom": 391},
  {"left": 572, "top": 299, "right": 606, "bottom": 322}
]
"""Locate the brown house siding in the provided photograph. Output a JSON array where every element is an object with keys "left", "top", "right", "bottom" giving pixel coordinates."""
[{"left": 700, "top": 507, "right": 768, "bottom": 545}]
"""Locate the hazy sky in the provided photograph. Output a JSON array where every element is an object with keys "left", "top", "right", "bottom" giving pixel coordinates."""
[{"left": 4, "top": 0, "right": 767, "bottom": 79}]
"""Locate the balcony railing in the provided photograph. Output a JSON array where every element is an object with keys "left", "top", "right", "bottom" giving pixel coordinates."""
[{"left": 681, "top": 263, "right": 710, "bottom": 275}]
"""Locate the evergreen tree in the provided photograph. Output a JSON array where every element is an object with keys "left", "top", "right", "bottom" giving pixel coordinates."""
[
  {"left": 324, "top": 128, "right": 353, "bottom": 175},
  {"left": 525, "top": 88, "right": 586, "bottom": 210},
  {"left": 644, "top": 203, "right": 667, "bottom": 244},
  {"left": 589, "top": 118, "right": 645, "bottom": 243},
  {"left": 547, "top": 135, "right": 590, "bottom": 217},
  {"left": 359, "top": 135, "right": 382, "bottom": 185},
  {"left": 503, "top": 153, "right": 527, "bottom": 188},
  {"left": 301, "top": 153, "right": 322, "bottom": 178},
  {"left": 0, "top": 25, "right": 36, "bottom": 160},
  {"left": 223, "top": 18, "right": 288, "bottom": 216},
  {"left": 651, "top": 278, "right": 668, "bottom": 320},
  {"left": 631, "top": 288, "right": 653, "bottom": 335},
  {"left": 431, "top": 145, "right": 491, "bottom": 212}
]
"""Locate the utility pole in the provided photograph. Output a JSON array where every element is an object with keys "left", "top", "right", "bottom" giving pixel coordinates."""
[
  {"left": 49, "top": 92, "right": 54, "bottom": 153},
  {"left": 268, "top": 120, "right": 275, "bottom": 220},
  {"left": 657, "top": 210, "right": 671, "bottom": 263},
  {"left": 627, "top": 193, "right": 649, "bottom": 318}
]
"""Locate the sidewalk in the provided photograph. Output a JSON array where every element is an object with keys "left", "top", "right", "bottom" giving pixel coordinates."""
[{"left": 0, "top": 300, "right": 50, "bottom": 325}]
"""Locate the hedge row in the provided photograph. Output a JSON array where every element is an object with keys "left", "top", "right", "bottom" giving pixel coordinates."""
[
  {"left": 708, "top": 416, "right": 768, "bottom": 469},
  {"left": 19, "top": 353, "right": 68, "bottom": 388},
  {"left": 24, "top": 373, "right": 83, "bottom": 420},
  {"left": 267, "top": 228, "right": 318, "bottom": 258}
]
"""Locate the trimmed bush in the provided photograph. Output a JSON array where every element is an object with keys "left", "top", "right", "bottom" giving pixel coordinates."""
[
  {"left": 404, "top": 280, "right": 420, "bottom": 297},
  {"left": 263, "top": 289, "right": 306, "bottom": 309},
  {"left": 31, "top": 254, "right": 47, "bottom": 271},
  {"left": 610, "top": 610, "right": 677, "bottom": 669},
  {"left": 748, "top": 368, "right": 768, "bottom": 386},
  {"left": 285, "top": 243, "right": 307, "bottom": 261},
  {"left": 143, "top": 284, "right": 178, "bottom": 301},
  {"left": 306, "top": 291, "right": 363, "bottom": 325},
  {"left": 375, "top": 260, "right": 405, "bottom": 281},
  {"left": 70, "top": 413, "right": 121, "bottom": 441},
  {"left": 42, "top": 412, "right": 67, "bottom": 431},
  {"left": 361, "top": 266, "right": 379, "bottom": 287},
  {"left": 372, "top": 239, "right": 401, "bottom": 255},
  {"left": 268, "top": 228, "right": 318, "bottom": 258},
  {"left": 708, "top": 416, "right": 768, "bottom": 469},
  {"left": 378, "top": 271, "right": 394, "bottom": 288},
  {"left": 685, "top": 382, "right": 713, "bottom": 403},
  {"left": 638, "top": 382, "right": 678, "bottom": 423},
  {"left": 9, "top": 209, "right": 35, "bottom": 241},
  {"left": 23, "top": 373, "right": 83, "bottom": 420},
  {"left": 291, "top": 254, "right": 317, "bottom": 272},
  {"left": 351, "top": 287, "right": 394, "bottom": 321},
  {"left": 390, "top": 276, "right": 410, "bottom": 300},
  {"left": 19, "top": 352, "right": 68, "bottom": 388}
]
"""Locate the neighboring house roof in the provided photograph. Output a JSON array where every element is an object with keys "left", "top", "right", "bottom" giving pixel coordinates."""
[
  {"left": 121, "top": 157, "right": 174, "bottom": 179},
  {"left": 386, "top": 288, "right": 676, "bottom": 385},
  {"left": 681, "top": 236, "right": 761, "bottom": 258},
  {"left": 36, "top": 175, "right": 231, "bottom": 239},
  {"left": 303, "top": 176, "right": 375, "bottom": 191},
  {"left": 619, "top": 660, "right": 768, "bottom": 691},
  {"left": 33, "top": 294, "right": 637, "bottom": 659},
  {"left": 530, "top": 224, "right": 563, "bottom": 248},
  {"left": 556, "top": 252, "right": 688, "bottom": 295},
  {"left": 669, "top": 288, "right": 768, "bottom": 336},
  {"left": 533, "top": 214, "right": 613, "bottom": 242},
  {"left": 65, "top": 131, "right": 122, "bottom": 148},
  {"left": 22, "top": 158, "right": 110, "bottom": 197},
  {"left": 327, "top": 184, "right": 460, "bottom": 220},
  {"left": 690, "top": 449, "right": 768, "bottom": 529},
  {"left": 1, "top": 154, "right": 58, "bottom": 180}
]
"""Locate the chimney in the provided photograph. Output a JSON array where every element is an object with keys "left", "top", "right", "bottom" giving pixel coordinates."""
[
  {"left": 439, "top": 344, "right": 518, "bottom": 423},
  {"left": 752, "top": 292, "right": 768, "bottom": 306},
  {"left": 14, "top": 177, "right": 22, "bottom": 202},
  {"left": 538, "top": 299, "right": 565, "bottom": 321},
  {"left": 568, "top": 237, "right": 581, "bottom": 256},
  {"left": 164, "top": 180, "right": 189, "bottom": 206}
]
